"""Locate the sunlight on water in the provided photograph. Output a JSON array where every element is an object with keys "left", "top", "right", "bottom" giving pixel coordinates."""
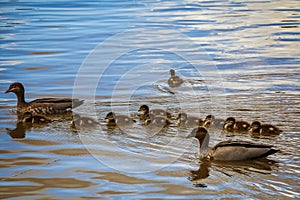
[{"left": 0, "top": 0, "right": 299, "bottom": 199}]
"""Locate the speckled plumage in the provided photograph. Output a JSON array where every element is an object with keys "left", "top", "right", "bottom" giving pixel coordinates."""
[{"left": 5, "top": 82, "right": 84, "bottom": 115}]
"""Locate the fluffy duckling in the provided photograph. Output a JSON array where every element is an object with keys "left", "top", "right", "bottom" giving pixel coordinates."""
[
  {"left": 188, "top": 127, "right": 279, "bottom": 161},
  {"left": 177, "top": 112, "right": 204, "bottom": 127},
  {"left": 71, "top": 114, "right": 98, "bottom": 128},
  {"left": 5, "top": 82, "right": 84, "bottom": 115},
  {"left": 150, "top": 115, "right": 171, "bottom": 128},
  {"left": 168, "top": 69, "right": 183, "bottom": 87},
  {"left": 138, "top": 105, "right": 171, "bottom": 121},
  {"left": 223, "top": 117, "right": 250, "bottom": 133},
  {"left": 22, "top": 112, "right": 52, "bottom": 124},
  {"left": 249, "top": 121, "right": 282, "bottom": 137},
  {"left": 105, "top": 112, "right": 135, "bottom": 127},
  {"left": 203, "top": 115, "right": 224, "bottom": 129}
]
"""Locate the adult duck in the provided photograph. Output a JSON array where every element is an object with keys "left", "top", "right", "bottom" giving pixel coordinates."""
[
  {"left": 249, "top": 121, "right": 282, "bottom": 137},
  {"left": 167, "top": 69, "right": 183, "bottom": 87},
  {"left": 5, "top": 82, "right": 84, "bottom": 115},
  {"left": 188, "top": 127, "right": 279, "bottom": 161}
]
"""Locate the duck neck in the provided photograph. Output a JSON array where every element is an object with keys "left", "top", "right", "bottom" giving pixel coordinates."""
[
  {"left": 199, "top": 133, "right": 210, "bottom": 152},
  {"left": 15, "top": 91, "right": 26, "bottom": 107}
]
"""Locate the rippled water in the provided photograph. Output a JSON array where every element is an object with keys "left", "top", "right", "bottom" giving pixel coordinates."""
[{"left": 1, "top": 0, "right": 300, "bottom": 199}]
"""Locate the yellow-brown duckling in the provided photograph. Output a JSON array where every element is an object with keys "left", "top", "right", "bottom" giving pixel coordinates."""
[
  {"left": 249, "top": 121, "right": 282, "bottom": 138},
  {"left": 223, "top": 117, "right": 250, "bottom": 133}
]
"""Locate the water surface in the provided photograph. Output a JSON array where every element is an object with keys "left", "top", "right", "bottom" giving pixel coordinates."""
[{"left": 1, "top": 0, "right": 300, "bottom": 199}]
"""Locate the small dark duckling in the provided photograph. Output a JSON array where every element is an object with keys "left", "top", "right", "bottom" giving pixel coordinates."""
[
  {"left": 22, "top": 112, "right": 52, "bottom": 124},
  {"left": 150, "top": 115, "right": 171, "bottom": 128},
  {"left": 177, "top": 112, "right": 204, "bottom": 127},
  {"left": 71, "top": 114, "right": 98, "bottom": 128},
  {"left": 188, "top": 127, "right": 279, "bottom": 161},
  {"left": 138, "top": 105, "right": 171, "bottom": 121},
  {"left": 5, "top": 82, "right": 84, "bottom": 115},
  {"left": 105, "top": 112, "right": 135, "bottom": 127},
  {"left": 168, "top": 69, "right": 183, "bottom": 87},
  {"left": 249, "top": 121, "right": 282, "bottom": 137},
  {"left": 203, "top": 115, "right": 224, "bottom": 129},
  {"left": 223, "top": 117, "right": 250, "bottom": 133}
]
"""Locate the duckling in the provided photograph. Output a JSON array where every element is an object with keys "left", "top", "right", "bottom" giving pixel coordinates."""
[
  {"left": 105, "top": 112, "right": 135, "bottom": 127},
  {"left": 177, "top": 112, "right": 204, "bottom": 127},
  {"left": 249, "top": 121, "right": 282, "bottom": 137},
  {"left": 71, "top": 114, "right": 98, "bottom": 128},
  {"left": 223, "top": 117, "right": 250, "bottom": 133},
  {"left": 203, "top": 115, "right": 224, "bottom": 129},
  {"left": 150, "top": 115, "right": 171, "bottom": 128},
  {"left": 138, "top": 105, "right": 171, "bottom": 121},
  {"left": 22, "top": 112, "right": 52, "bottom": 124},
  {"left": 188, "top": 127, "right": 279, "bottom": 161},
  {"left": 5, "top": 82, "right": 84, "bottom": 115},
  {"left": 168, "top": 69, "right": 183, "bottom": 87}
]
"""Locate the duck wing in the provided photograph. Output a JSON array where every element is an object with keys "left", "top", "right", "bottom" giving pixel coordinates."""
[
  {"left": 31, "top": 98, "right": 84, "bottom": 108},
  {"left": 211, "top": 140, "right": 279, "bottom": 161}
]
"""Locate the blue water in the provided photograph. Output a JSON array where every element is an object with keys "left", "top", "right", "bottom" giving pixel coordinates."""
[{"left": 1, "top": 0, "right": 300, "bottom": 199}]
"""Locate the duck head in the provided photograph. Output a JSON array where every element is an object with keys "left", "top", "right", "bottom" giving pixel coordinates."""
[
  {"left": 5, "top": 82, "right": 24, "bottom": 95},
  {"left": 105, "top": 112, "right": 116, "bottom": 123},
  {"left": 250, "top": 121, "right": 261, "bottom": 132},
  {"left": 138, "top": 105, "right": 149, "bottom": 114},
  {"left": 169, "top": 69, "right": 176, "bottom": 76},
  {"left": 188, "top": 127, "right": 208, "bottom": 146},
  {"left": 225, "top": 117, "right": 236, "bottom": 126}
]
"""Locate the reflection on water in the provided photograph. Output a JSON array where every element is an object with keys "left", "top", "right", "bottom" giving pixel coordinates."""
[{"left": 1, "top": 0, "right": 300, "bottom": 199}]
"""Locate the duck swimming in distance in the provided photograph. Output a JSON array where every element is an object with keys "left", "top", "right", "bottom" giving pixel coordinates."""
[
  {"left": 168, "top": 69, "right": 183, "bottom": 87},
  {"left": 5, "top": 82, "right": 84, "bottom": 115},
  {"left": 249, "top": 121, "right": 282, "bottom": 138},
  {"left": 223, "top": 117, "right": 250, "bottom": 133},
  {"left": 188, "top": 127, "right": 279, "bottom": 161}
]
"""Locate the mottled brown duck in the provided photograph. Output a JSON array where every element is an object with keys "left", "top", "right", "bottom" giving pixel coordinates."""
[
  {"left": 5, "top": 82, "right": 84, "bottom": 115},
  {"left": 188, "top": 127, "right": 279, "bottom": 161}
]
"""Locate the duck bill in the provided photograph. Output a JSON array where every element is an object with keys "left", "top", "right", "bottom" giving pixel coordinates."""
[{"left": 5, "top": 88, "right": 12, "bottom": 93}]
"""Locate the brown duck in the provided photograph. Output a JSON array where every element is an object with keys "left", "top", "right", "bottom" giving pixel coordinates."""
[
  {"left": 5, "top": 82, "right": 84, "bottom": 115},
  {"left": 188, "top": 127, "right": 279, "bottom": 161}
]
